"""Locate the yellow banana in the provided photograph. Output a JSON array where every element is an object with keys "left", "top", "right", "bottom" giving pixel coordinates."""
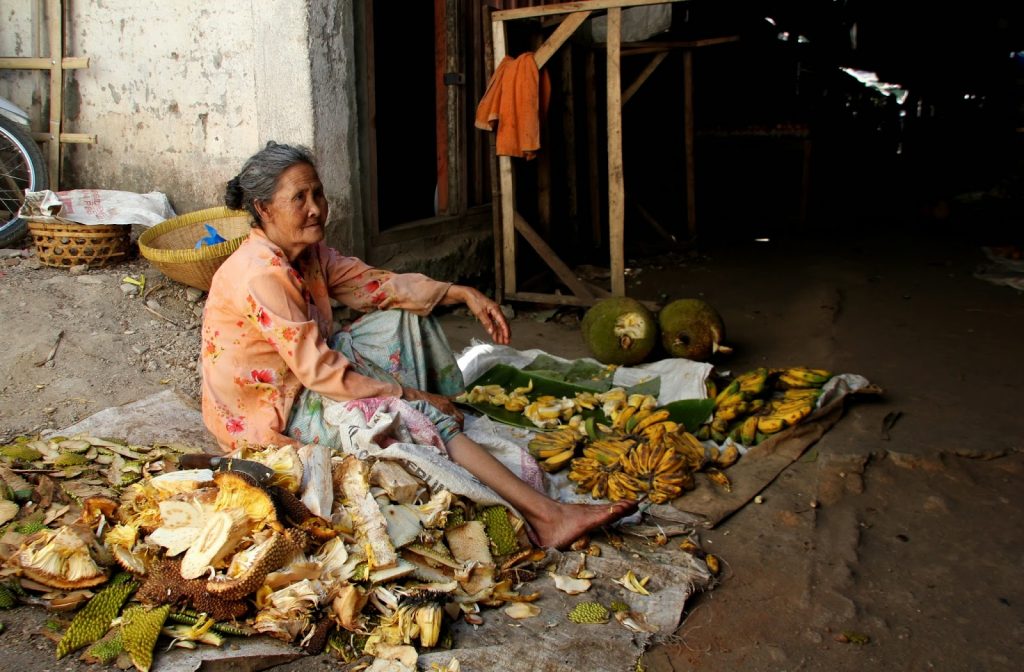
[
  {"left": 540, "top": 448, "right": 576, "bottom": 472},
  {"left": 756, "top": 416, "right": 786, "bottom": 434},
  {"left": 704, "top": 467, "right": 732, "bottom": 492},
  {"left": 739, "top": 416, "right": 758, "bottom": 446},
  {"left": 632, "top": 409, "right": 671, "bottom": 435},
  {"left": 716, "top": 444, "right": 740, "bottom": 468}
]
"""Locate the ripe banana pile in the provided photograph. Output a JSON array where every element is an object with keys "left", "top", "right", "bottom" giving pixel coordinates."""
[
  {"left": 697, "top": 366, "right": 832, "bottom": 446},
  {"left": 455, "top": 381, "right": 652, "bottom": 432},
  {"left": 528, "top": 395, "right": 738, "bottom": 504}
]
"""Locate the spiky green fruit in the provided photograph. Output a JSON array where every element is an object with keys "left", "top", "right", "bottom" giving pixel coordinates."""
[
  {"left": 56, "top": 576, "right": 138, "bottom": 658},
  {"left": 581, "top": 298, "right": 657, "bottom": 366},
  {"left": 84, "top": 632, "right": 124, "bottom": 665},
  {"left": 121, "top": 604, "right": 170, "bottom": 672},
  {"left": 658, "top": 298, "right": 730, "bottom": 361},
  {"left": 53, "top": 453, "right": 89, "bottom": 468},
  {"left": 476, "top": 506, "right": 519, "bottom": 557},
  {"left": 567, "top": 601, "right": 610, "bottom": 624}
]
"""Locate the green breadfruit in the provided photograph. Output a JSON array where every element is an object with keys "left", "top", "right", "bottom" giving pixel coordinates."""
[
  {"left": 475, "top": 505, "right": 519, "bottom": 556},
  {"left": 581, "top": 298, "right": 657, "bottom": 366},
  {"left": 658, "top": 298, "right": 731, "bottom": 361},
  {"left": 56, "top": 576, "right": 138, "bottom": 658}
]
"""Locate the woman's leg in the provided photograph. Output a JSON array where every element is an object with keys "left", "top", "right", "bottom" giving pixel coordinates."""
[{"left": 446, "top": 434, "right": 635, "bottom": 550}]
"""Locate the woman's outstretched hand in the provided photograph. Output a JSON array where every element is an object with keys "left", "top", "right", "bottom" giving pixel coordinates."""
[
  {"left": 446, "top": 285, "right": 511, "bottom": 345},
  {"left": 401, "top": 386, "right": 464, "bottom": 427}
]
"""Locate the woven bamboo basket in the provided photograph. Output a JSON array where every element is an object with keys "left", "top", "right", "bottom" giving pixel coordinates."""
[
  {"left": 27, "top": 221, "right": 132, "bottom": 268},
  {"left": 138, "top": 206, "right": 252, "bottom": 291}
]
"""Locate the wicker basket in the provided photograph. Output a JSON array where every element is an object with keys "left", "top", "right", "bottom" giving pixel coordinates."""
[
  {"left": 27, "top": 221, "right": 132, "bottom": 268},
  {"left": 138, "top": 206, "right": 252, "bottom": 291}
]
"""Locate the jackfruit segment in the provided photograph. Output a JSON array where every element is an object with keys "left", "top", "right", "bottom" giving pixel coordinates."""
[
  {"left": 136, "top": 558, "right": 249, "bottom": 622},
  {"left": 567, "top": 601, "right": 610, "bottom": 624},
  {"left": 380, "top": 502, "right": 425, "bottom": 549},
  {"left": 179, "top": 507, "right": 251, "bottom": 580},
  {"left": 240, "top": 444, "right": 303, "bottom": 493},
  {"left": 56, "top": 574, "right": 138, "bottom": 658},
  {"left": 13, "top": 526, "right": 108, "bottom": 590},
  {"left": 444, "top": 521, "right": 493, "bottom": 566},
  {"left": 212, "top": 471, "right": 277, "bottom": 530},
  {"left": 82, "top": 631, "right": 124, "bottom": 665},
  {"left": 121, "top": 604, "right": 171, "bottom": 672},
  {"left": 0, "top": 443, "right": 43, "bottom": 462},
  {"left": 339, "top": 456, "right": 398, "bottom": 570},
  {"left": 149, "top": 469, "right": 215, "bottom": 496},
  {"left": 207, "top": 531, "right": 296, "bottom": 601},
  {"left": 253, "top": 578, "right": 326, "bottom": 642},
  {"left": 475, "top": 506, "right": 520, "bottom": 557},
  {"left": 370, "top": 460, "right": 422, "bottom": 504}
]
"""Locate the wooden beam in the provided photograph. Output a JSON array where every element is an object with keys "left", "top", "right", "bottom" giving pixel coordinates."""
[
  {"left": 513, "top": 212, "right": 594, "bottom": 300},
  {"left": 532, "top": 10, "right": 590, "bottom": 70},
  {"left": 606, "top": 7, "right": 625, "bottom": 297},
  {"left": 494, "top": 0, "right": 684, "bottom": 22},
  {"left": 622, "top": 51, "right": 667, "bottom": 105},
  {"left": 31, "top": 132, "right": 96, "bottom": 144},
  {"left": 0, "top": 56, "right": 88, "bottom": 69},
  {"left": 683, "top": 48, "right": 696, "bottom": 239},
  {"left": 506, "top": 291, "right": 595, "bottom": 308},
  {"left": 47, "top": 0, "right": 63, "bottom": 189}
]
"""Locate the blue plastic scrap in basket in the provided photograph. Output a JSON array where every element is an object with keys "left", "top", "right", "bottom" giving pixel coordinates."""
[{"left": 195, "top": 223, "right": 227, "bottom": 249}]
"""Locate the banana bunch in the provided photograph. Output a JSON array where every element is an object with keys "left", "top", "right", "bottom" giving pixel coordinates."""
[
  {"left": 566, "top": 436, "right": 634, "bottom": 500},
  {"left": 698, "top": 366, "right": 832, "bottom": 446},
  {"left": 619, "top": 439, "right": 690, "bottom": 504},
  {"left": 527, "top": 428, "right": 585, "bottom": 472}
]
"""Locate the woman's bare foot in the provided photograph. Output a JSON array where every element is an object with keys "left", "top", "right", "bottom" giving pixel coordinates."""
[{"left": 530, "top": 500, "right": 638, "bottom": 550}]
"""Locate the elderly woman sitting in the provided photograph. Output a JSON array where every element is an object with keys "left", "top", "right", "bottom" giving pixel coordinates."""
[{"left": 200, "top": 141, "right": 633, "bottom": 549}]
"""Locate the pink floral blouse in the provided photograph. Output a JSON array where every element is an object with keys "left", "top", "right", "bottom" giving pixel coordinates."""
[{"left": 200, "top": 228, "right": 451, "bottom": 454}]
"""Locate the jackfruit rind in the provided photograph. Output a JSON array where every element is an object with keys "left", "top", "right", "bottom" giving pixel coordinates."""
[
  {"left": 581, "top": 298, "right": 657, "bottom": 366},
  {"left": 0, "top": 443, "right": 43, "bottom": 462},
  {"left": 567, "top": 601, "right": 610, "bottom": 624},
  {"left": 475, "top": 506, "right": 520, "bottom": 557},
  {"left": 55, "top": 576, "right": 138, "bottom": 658},
  {"left": 121, "top": 603, "right": 171, "bottom": 672},
  {"left": 0, "top": 583, "right": 15, "bottom": 609},
  {"left": 658, "top": 298, "right": 729, "bottom": 362},
  {"left": 83, "top": 630, "right": 124, "bottom": 665}
]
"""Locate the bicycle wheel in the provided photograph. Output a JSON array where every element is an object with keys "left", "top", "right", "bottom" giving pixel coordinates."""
[{"left": 0, "top": 114, "right": 48, "bottom": 248}]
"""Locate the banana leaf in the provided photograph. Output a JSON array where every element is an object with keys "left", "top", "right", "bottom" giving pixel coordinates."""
[{"left": 660, "top": 398, "right": 715, "bottom": 432}]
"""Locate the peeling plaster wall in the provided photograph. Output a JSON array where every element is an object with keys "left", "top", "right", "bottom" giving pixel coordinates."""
[{"left": 0, "top": 0, "right": 360, "bottom": 240}]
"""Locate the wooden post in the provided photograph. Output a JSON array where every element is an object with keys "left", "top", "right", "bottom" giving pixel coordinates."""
[
  {"left": 434, "top": 0, "right": 449, "bottom": 214},
  {"left": 46, "top": 0, "right": 63, "bottom": 189},
  {"left": 492, "top": 19, "right": 517, "bottom": 297},
  {"left": 585, "top": 50, "right": 601, "bottom": 247},
  {"left": 482, "top": 6, "right": 504, "bottom": 302},
  {"left": 683, "top": 48, "right": 696, "bottom": 239},
  {"left": 606, "top": 8, "right": 625, "bottom": 297},
  {"left": 561, "top": 46, "right": 578, "bottom": 221}
]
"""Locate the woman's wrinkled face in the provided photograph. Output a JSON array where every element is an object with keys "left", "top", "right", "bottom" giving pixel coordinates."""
[{"left": 255, "top": 163, "right": 328, "bottom": 261}]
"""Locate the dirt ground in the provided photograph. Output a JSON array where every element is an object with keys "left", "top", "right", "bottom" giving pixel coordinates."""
[{"left": 0, "top": 220, "right": 1021, "bottom": 671}]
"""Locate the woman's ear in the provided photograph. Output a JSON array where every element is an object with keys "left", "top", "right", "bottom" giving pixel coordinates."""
[{"left": 253, "top": 198, "right": 270, "bottom": 223}]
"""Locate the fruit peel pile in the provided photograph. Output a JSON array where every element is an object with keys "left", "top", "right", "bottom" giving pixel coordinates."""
[{"left": 0, "top": 441, "right": 579, "bottom": 671}]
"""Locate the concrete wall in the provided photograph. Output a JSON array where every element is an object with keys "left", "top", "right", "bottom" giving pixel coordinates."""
[{"left": 0, "top": 0, "right": 363, "bottom": 255}]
